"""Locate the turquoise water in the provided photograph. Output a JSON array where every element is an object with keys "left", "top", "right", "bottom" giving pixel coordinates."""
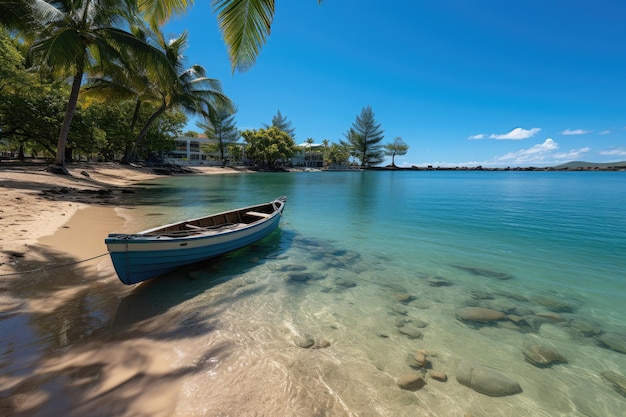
[{"left": 120, "top": 170, "right": 625, "bottom": 416}]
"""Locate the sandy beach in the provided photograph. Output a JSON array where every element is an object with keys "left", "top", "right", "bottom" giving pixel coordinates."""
[{"left": 0, "top": 162, "right": 245, "bottom": 416}]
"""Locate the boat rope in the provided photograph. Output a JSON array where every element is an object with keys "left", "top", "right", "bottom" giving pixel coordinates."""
[{"left": 0, "top": 252, "right": 109, "bottom": 277}]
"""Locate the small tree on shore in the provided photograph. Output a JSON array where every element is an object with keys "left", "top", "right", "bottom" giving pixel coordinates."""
[
  {"left": 343, "top": 106, "right": 384, "bottom": 167},
  {"left": 241, "top": 126, "right": 295, "bottom": 168},
  {"left": 384, "top": 137, "right": 409, "bottom": 167}
]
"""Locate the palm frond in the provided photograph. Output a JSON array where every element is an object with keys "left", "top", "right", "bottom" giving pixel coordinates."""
[
  {"left": 212, "top": 0, "right": 275, "bottom": 73},
  {"left": 139, "top": 0, "right": 194, "bottom": 26}
]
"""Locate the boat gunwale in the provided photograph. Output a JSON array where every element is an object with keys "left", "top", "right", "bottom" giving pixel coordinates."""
[{"left": 105, "top": 196, "right": 286, "bottom": 243}]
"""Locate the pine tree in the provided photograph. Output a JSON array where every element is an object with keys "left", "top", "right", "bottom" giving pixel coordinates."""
[
  {"left": 344, "top": 106, "right": 384, "bottom": 167},
  {"left": 264, "top": 109, "right": 295, "bottom": 139},
  {"left": 197, "top": 106, "right": 239, "bottom": 165}
]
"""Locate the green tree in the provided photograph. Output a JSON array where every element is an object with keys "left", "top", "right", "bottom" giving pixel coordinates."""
[
  {"left": 343, "top": 106, "right": 384, "bottom": 167},
  {"left": 184, "top": 130, "right": 199, "bottom": 137},
  {"left": 264, "top": 109, "right": 296, "bottom": 139},
  {"left": 140, "top": 109, "right": 186, "bottom": 158},
  {"left": 241, "top": 126, "right": 295, "bottom": 168},
  {"left": 384, "top": 137, "right": 409, "bottom": 167},
  {"left": 0, "top": 28, "right": 28, "bottom": 94},
  {"left": 327, "top": 142, "right": 350, "bottom": 167},
  {"left": 196, "top": 105, "right": 239, "bottom": 165},
  {"left": 23, "top": 0, "right": 172, "bottom": 173}
]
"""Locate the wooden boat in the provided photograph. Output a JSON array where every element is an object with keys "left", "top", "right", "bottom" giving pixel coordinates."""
[{"left": 105, "top": 196, "right": 287, "bottom": 285}]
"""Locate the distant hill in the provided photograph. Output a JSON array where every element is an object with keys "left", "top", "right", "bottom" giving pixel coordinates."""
[{"left": 553, "top": 161, "right": 626, "bottom": 169}]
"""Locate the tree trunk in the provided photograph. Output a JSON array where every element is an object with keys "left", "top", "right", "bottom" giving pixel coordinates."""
[
  {"left": 51, "top": 61, "right": 84, "bottom": 174},
  {"left": 121, "top": 103, "right": 166, "bottom": 164}
]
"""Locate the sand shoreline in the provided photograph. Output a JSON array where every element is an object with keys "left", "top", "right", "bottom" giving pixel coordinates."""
[{"left": 0, "top": 162, "right": 244, "bottom": 272}]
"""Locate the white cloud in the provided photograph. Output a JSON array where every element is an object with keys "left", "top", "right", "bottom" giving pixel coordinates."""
[
  {"left": 553, "top": 147, "right": 591, "bottom": 159},
  {"left": 468, "top": 134, "right": 485, "bottom": 140},
  {"left": 496, "top": 138, "right": 558, "bottom": 163},
  {"left": 599, "top": 130, "right": 611, "bottom": 135},
  {"left": 496, "top": 138, "right": 592, "bottom": 165},
  {"left": 600, "top": 148, "right": 626, "bottom": 156},
  {"left": 489, "top": 127, "right": 541, "bottom": 140},
  {"left": 561, "top": 129, "right": 591, "bottom": 135}
]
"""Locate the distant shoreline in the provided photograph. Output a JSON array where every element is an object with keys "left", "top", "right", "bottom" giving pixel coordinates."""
[{"left": 365, "top": 164, "right": 626, "bottom": 172}]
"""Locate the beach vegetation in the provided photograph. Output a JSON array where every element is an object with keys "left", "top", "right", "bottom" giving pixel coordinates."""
[
  {"left": 19, "top": 0, "right": 174, "bottom": 173},
  {"left": 326, "top": 143, "right": 351, "bottom": 167},
  {"left": 241, "top": 126, "right": 296, "bottom": 168},
  {"left": 342, "top": 106, "right": 385, "bottom": 167},
  {"left": 384, "top": 137, "right": 410, "bottom": 167}
]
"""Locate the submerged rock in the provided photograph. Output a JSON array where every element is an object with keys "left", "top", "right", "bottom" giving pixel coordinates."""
[
  {"left": 293, "top": 334, "right": 315, "bottom": 348},
  {"left": 425, "top": 276, "right": 453, "bottom": 287},
  {"left": 568, "top": 320, "right": 602, "bottom": 337},
  {"left": 596, "top": 332, "right": 626, "bottom": 354},
  {"left": 335, "top": 278, "right": 357, "bottom": 288},
  {"left": 394, "top": 293, "right": 415, "bottom": 303},
  {"left": 399, "top": 327, "right": 423, "bottom": 339},
  {"left": 452, "top": 265, "right": 513, "bottom": 280},
  {"left": 397, "top": 373, "right": 427, "bottom": 391},
  {"left": 601, "top": 371, "right": 626, "bottom": 397},
  {"left": 522, "top": 345, "right": 568, "bottom": 367},
  {"left": 533, "top": 295, "right": 577, "bottom": 313},
  {"left": 428, "top": 370, "right": 447, "bottom": 382},
  {"left": 455, "top": 307, "right": 505, "bottom": 323},
  {"left": 456, "top": 360, "right": 522, "bottom": 397}
]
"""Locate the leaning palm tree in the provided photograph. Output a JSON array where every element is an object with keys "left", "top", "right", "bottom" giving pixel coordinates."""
[
  {"left": 122, "top": 31, "right": 233, "bottom": 163},
  {"left": 25, "top": 0, "right": 171, "bottom": 173}
]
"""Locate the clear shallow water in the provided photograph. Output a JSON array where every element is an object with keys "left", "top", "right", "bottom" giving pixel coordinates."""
[{"left": 117, "top": 171, "right": 626, "bottom": 416}]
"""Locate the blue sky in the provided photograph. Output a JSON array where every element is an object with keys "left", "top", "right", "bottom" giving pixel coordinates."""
[{"left": 164, "top": 0, "right": 626, "bottom": 167}]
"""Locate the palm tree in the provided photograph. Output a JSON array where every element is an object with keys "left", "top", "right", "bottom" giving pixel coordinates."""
[
  {"left": 24, "top": 0, "right": 171, "bottom": 173},
  {"left": 122, "top": 31, "right": 232, "bottom": 163},
  {"left": 83, "top": 29, "right": 232, "bottom": 163}
]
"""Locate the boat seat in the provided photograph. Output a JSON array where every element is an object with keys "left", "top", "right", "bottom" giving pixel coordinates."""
[
  {"left": 184, "top": 223, "right": 204, "bottom": 230},
  {"left": 246, "top": 211, "right": 271, "bottom": 218}
]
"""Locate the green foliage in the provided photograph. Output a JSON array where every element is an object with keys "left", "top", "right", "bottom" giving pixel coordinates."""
[
  {"left": 327, "top": 143, "right": 351, "bottom": 166},
  {"left": 241, "top": 126, "right": 296, "bottom": 167},
  {"left": 184, "top": 130, "right": 200, "bottom": 137},
  {"left": 20, "top": 0, "right": 173, "bottom": 168},
  {"left": 0, "top": 28, "right": 28, "bottom": 94},
  {"left": 343, "top": 106, "right": 385, "bottom": 167},
  {"left": 197, "top": 105, "right": 239, "bottom": 164},
  {"left": 139, "top": 110, "right": 186, "bottom": 158},
  {"left": 264, "top": 109, "right": 295, "bottom": 139},
  {"left": 383, "top": 137, "right": 409, "bottom": 167}
]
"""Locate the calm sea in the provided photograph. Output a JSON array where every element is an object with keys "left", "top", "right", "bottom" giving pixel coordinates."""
[{"left": 119, "top": 170, "right": 625, "bottom": 416}]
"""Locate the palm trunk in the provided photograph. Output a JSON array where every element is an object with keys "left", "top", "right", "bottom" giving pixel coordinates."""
[
  {"left": 121, "top": 103, "right": 166, "bottom": 164},
  {"left": 52, "top": 61, "right": 84, "bottom": 173}
]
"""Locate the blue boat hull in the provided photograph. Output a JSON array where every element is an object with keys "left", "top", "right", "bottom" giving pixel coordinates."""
[{"left": 105, "top": 197, "right": 285, "bottom": 284}]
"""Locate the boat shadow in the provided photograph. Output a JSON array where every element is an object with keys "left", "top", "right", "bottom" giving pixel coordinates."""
[{"left": 109, "top": 229, "right": 290, "bottom": 337}]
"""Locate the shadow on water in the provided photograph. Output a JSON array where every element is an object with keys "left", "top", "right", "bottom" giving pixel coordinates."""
[
  {"left": 0, "top": 227, "right": 291, "bottom": 416},
  {"left": 110, "top": 228, "right": 289, "bottom": 336}
]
